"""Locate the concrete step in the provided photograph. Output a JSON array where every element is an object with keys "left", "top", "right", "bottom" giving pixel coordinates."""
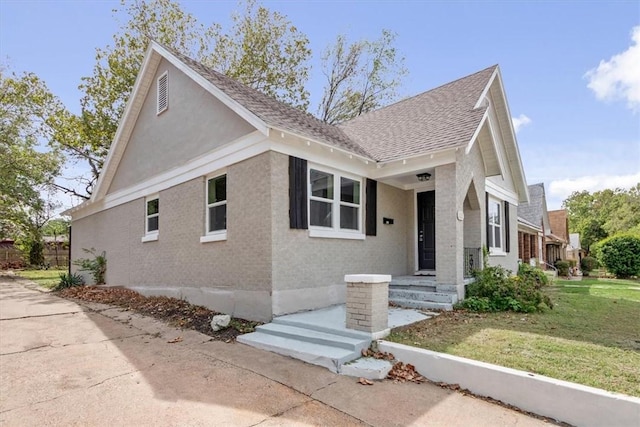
[
  {"left": 389, "top": 284, "right": 437, "bottom": 293},
  {"left": 435, "top": 284, "right": 459, "bottom": 293},
  {"left": 271, "top": 317, "right": 371, "bottom": 340},
  {"left": 237, "top": 332, "right": 359, "bottom": 373},
  {"left": 254, "top": 323, "right": 369, "bottom": 353},
  {"left": 390, "top": 278, "right": 437, "bottom": 288},
  {"left": 390, "top": 297, "right": 454, "bottom": 311},
  {"left": 389, "top": 289, "right": 458, "bottom": 304}
]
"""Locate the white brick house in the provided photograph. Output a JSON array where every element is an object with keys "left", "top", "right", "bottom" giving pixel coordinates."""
[{"left": 64, "top": 42, "right": 529, "bottom": 321}]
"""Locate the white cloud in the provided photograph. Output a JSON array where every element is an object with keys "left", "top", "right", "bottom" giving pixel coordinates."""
[
  {"left": 512, "top": 114, "right": 532, "bottom": 133},
  {"left": 585, "top": 26, "right": 640, "bottom": 113},
  {"left": 546, "top": 172, "right": 640, "bottom": 209}
]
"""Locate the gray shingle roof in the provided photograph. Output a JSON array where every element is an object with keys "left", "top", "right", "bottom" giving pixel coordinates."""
[
  {"left": 338, "top": 65, "right": 497, "bottom": 162},
  {"left": 169, "top": 46, "right": 497, "bottom": 163},
  {"left": 518, "top": 183, "right": 546, "bottom": 226},
  {"left": 170, "top": 49, "right": 372, "bottom": 158}
]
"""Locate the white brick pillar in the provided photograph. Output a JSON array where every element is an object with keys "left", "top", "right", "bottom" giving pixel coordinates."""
[
  {"left": 435, "top": 164, "right": 464, "bottom": 289},
  {"left": 344, "top": 274, "right": 391, "bottom": 339}
]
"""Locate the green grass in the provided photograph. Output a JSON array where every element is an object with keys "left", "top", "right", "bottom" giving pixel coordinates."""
[
  {"left": 388, "top": 278, "right": 640, "bottom": 397},
  {"left": 15, "top": 269, "right": 64, "bottom": 289}
]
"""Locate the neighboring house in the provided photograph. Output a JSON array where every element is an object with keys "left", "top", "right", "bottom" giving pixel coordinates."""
[
  {"left": 547, "top": 209, "right": 569, "bottom": 264},
  {"left": 64, "top": 42, "right": 529, "bottom": 322},
  {"left": 517, "top": 183, "right": 550, "bottom": 267},
  {"left": 567, "top": 233, "right": 585, "bottom": 265}
]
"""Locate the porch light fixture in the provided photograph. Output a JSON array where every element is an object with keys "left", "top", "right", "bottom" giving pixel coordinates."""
[{"left": 416, "top": 172, "right": 431, "bottom": 182}]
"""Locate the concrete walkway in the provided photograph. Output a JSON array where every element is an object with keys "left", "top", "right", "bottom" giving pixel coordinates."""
[{"left": 0, "top": 273, "right": 548, "bottom": 426}]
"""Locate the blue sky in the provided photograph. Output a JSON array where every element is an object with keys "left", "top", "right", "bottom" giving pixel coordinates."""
[{"left": 1, "top": 0, "right": 639, "bottom": 210}]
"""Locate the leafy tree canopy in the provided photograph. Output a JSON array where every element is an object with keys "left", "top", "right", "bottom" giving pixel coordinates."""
[
  {"left": 50, "top": 0, "right": 407, "bottom": 199},
  {"left": 563, "top": 184, "right": 640, "bottom": 252},
  {"left": 0, "top": 68, "right": 63, "bottom": 239},
  {"left": 318, "top": 29, "right": 407, "bottom": 124}
]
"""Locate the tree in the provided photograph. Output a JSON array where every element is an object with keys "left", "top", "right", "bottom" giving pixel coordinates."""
[
  {"left": 52, "top": 0, "right": 311, "bottom": 198},
  {"left": 203, "top": 0, "right": 311, "bottom": 110},
  {"left": 317, "top": 29, "right": 407, "bottom": 124},
  {"left": 594, "top": 234, "right": 640, "bottom": 278},
  {"left": 42, "top": 218, "right": 70, "bottom": 267},
  {"left": 0, "top": 68, "right": 63, "bottom": 243},
  {"left": 563, "top": 185, "right": 640, "bottom": 252}
]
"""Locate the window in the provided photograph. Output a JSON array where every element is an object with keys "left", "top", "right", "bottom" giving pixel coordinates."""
[
  {"left": 202, "top": 175, "right": 227, "bottom": 242},
  {"left": 310, "top": 169, "right": 333, "bottom": 227},
  {"left": 157, "top": 71, "right": 168, "bottom": 114},
  {"left": 309, "top": 167, "right": 363, "bottom": 238},
  {"left": 142, "top": 197, "right": 159, "bottom": 242},
  {"left": 488, "top": 198, "right": 502, "bottom": 251}
]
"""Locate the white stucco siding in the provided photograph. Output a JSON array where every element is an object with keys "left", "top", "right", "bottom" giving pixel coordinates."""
[
  {"left": 485, "top": 106, "right": 517, "bottom": 195},
  {"left": 108, "top": 58, "right": 256, "bottom": 194}
]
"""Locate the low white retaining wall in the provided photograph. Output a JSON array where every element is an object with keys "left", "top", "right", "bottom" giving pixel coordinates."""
[{"left": 379, "top": 341, "right": 640, "bottom": 427}]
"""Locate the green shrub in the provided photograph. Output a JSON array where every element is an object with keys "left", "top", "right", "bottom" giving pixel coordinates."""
[
  {"left": 581, "top": 256, "right": 598, "bottom": 276},
  {"left": 73, "top": 248, "right": 107, "bottom": 285},
  {"left": 54, "top": 272, "right": 85, "bottom": 290},
  {"left": 555, "top": 260, "right": 570, "bottom": 277},
  {"left": 458, "top": 296, "right": 492, "bottom": 312},
  {"left": 568, "top": 259, "right": 577, "bottom": 268},
  {"left": 517, "top": 263, "right": 549, "bottom": 287},
  {"left": 594, "top": 234, "right": 640, "bottom": 279},
  {"left": 461, "top": 265, "right": 553, "bottom": 313}
]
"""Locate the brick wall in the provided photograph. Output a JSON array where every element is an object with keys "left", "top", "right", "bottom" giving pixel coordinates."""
[{"left": 72, "top": 152, "right": 274, "bottom": 321}]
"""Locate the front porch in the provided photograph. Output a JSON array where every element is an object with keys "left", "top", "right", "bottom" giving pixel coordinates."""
[{"left": 237, "top": 304, "right": 433, "bottom": 373}]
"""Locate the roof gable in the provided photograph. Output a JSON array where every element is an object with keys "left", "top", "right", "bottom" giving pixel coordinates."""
[
  {"left": 68, "top": 42, "right": 530, "bottom": 215},
  {"left": 338, "top": 66, "right": 497, "bottom": 162},
  {"left": 518, "top": 183, "right": 547, "bottom": 226},
  {"left": 168, "top": 48, "right": 371, "bottom": 159}
]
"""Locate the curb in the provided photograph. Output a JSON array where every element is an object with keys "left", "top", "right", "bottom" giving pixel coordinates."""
[{"left": 378, "top": 341, "right": 640, "bottom": 427}]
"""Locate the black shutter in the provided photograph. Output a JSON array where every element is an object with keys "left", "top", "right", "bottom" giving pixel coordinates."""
[
  {"left": 485, "top": 192, "right": 490, "bottom": 247},
  {"left": 366, "top": 179, "right": 377, "bottom": 236},
  {"left": 504, "top": 202, "right": 510, "bottom": 253},
  {"left": 289, "top": 156, "right": 307, "bottom": 229}
]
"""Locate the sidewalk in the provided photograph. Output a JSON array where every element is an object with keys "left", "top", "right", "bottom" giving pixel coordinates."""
[{"left": 0, "top": 273, "right": 548, "bottom": 426}]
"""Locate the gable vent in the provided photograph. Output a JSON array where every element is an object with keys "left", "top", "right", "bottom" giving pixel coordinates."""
[{"left": 157, "top": 71, "right": 168, "bottom": 115}]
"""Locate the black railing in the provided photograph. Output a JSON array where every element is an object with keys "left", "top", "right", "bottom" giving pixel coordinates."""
[{"left": 464, "top": 247, "right": 481, "bottom": 278}]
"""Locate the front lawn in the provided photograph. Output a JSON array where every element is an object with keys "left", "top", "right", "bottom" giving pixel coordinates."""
[
  {"left": 15, "top": 269, "right": 63, "bottom": 289},
  {"left": 388, "top": 278, "right": 640, "bottom": 397}
]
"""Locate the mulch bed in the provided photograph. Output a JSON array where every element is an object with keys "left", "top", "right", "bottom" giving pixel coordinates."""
[{"left": 57, "top": 286, "right": 260, "bottom": 341}]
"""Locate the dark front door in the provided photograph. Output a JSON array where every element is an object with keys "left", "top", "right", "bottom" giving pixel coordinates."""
[{"left": 417, "top": 191, "right": 436, "bottom": 270}]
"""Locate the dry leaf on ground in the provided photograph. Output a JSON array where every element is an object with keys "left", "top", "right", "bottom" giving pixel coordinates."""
[
  {"left": 358, "top": 377, "right": 374, "bottom": 385},
  {"left": 387, "top": 362, "right": 426, "bottom": 383}
]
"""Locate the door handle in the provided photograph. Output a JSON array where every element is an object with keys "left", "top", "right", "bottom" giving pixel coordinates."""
[{"left": 419, "top": 230, "right": 424, "bottom": 242}]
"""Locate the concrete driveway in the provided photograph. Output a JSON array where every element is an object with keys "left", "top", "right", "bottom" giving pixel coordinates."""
[{"left": 0, "top": 273, "right": 547, "bottom": 426}]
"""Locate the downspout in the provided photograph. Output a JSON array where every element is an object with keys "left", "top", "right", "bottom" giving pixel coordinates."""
[{"left": 68, "top": 225, "right": 72, "bottom": 276}]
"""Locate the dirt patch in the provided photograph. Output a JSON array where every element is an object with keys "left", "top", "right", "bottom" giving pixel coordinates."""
[{"left": 58, "top": 286, "right": 260, "bottom": 341}]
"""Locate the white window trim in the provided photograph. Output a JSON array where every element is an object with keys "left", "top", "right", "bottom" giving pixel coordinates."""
[
  {"left": 142, "top": 195, "right": 159, "bottom": 242},
  {"left": 308, "top": 165, "right": 364, "bottom": 240},
  {"left": 488, "top": 196, "right": 504, "bottom": 255},
  {"left": 202, "top": 173, "right": 227, "bottom": 243},
  {"left": 156, "top": 71, "right": 168, "bottom": 115}
]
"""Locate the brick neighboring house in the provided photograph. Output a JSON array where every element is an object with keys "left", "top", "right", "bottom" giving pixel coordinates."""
[
  {"left": 547, "top": 209, "right": 569, "bottom": 264},
  {"left": 64, "top": 42, "right": 530, "bottom": 321}
]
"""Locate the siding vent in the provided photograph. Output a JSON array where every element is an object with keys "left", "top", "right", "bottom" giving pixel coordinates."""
[{"left": 157, "top": 72, "right": 168, "bottom": 115}]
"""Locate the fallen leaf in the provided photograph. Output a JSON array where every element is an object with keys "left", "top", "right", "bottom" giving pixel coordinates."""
[
  {"left": 358, "top": 377, "right": 373, "bottom": 385},
  {"left": 167, "top": 336, "right": 183, "bottom": 343}
]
